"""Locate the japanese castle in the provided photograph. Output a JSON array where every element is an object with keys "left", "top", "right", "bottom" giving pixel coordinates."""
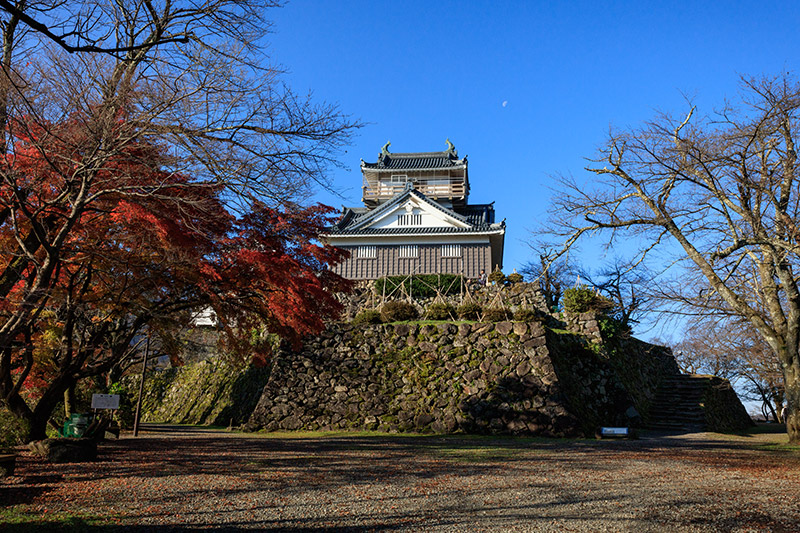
[{"left": 323, "top": 140, "right": 505, "bottom": 280}]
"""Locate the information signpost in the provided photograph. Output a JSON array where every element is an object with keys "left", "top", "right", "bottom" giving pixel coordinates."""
[{"left": 91, "top": 394, "right": 120, "bottom": 410}]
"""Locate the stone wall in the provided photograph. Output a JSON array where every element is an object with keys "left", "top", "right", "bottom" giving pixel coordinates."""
[
  {"left": 604, "top": 337, "right": 681, "bottom": 421},
  {"left": 564, "top": 311, "right": 603, "bottom": 342},
  {"left": 127, "top": 302, "right": 750, "bottom": 437},
  {"left": 702, "top": 376, "right": 755, "bottom": 432},
  {"left": 126, "top": 358, "right": 270, "bottom": 427},
  {"left": 245, "top": 321, "right": 640, "bottom": 437},
  {"left": 561, "top": 311, "right": 681, "bottom": 420}
]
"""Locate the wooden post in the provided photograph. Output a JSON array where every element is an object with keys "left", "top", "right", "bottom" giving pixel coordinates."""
[
  {"left": 132, "top": 337, "right": 150, "bottom": 437},
  {"left": 381, "top": 270, "right": 386, "bottom": 307},
  {"left": 460, "top": 258, "right": 464, "bottom": 303}
]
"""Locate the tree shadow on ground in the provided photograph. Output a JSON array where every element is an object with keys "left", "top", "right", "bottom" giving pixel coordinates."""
[{"left": 3, "top": 426, "right": 798, "bottom": 531}]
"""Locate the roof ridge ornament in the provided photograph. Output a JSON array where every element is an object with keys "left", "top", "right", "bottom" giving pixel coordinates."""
[
  {"left": 445, "top": 138, "right": 457, "bottom": 157},
  {"left": 380, "top": 140, "right": 391, "bottom": 161}
]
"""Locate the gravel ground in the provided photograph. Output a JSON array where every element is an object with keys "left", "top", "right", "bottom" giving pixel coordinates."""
[{"left": 2, "top": 425, "right": 800, "bottom": 532}]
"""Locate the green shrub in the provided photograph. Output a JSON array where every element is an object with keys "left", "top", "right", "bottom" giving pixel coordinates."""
[
  {"left": 482, "top": 306, "right": 513, "bottom": 322},
  {"left": 514, "top": 307, "right": 540, "bottom": 322},
  {"left": 425, "top": 302, "right": 456, "bottom": 320},
  {"left": 457, "top": 301, "right": 482, "bottom": 320},
  {"left": 380, "top": 301, "right": 419, "bottom": 322},
  {"left": 561, "top": 286, "right": 615, "bottom": 314},
  {"left": 0, "top": 406, "right": 28, "bottom": 450},
  {"left": 108, "top": 381, "right": 136, "bottom": 429},
  {"left": 506, "top": 272, "right": 524, "bottom": 284},
  {"left": 598, "top": 314, "right": 631, "bottom": 339},
  {"left": 488, "top": 268, "right": 505, "bottom": 284},
  {"left": 352, "top": 309, "right": 383, "bottom": 325},
  {"left": 374, "top": 274, "right": 465, "bottom": 298}
]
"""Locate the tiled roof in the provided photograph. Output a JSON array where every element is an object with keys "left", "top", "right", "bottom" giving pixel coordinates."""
[
  {"left": 329, "top": 189, "right": 505, "bottom": 237},
  {"left": 362, "top": 152, "right": 466, "bottom": 171},
  {"left": 336, "top": 207, "right": 370, "bottom": 229},
  {"left": 457, "top": 204, "right": 496, "bottom": 226},
  {"left": 325, "top": 224, "right": 504, "bottom": 236},
  {"left": 334, "top": 188, "right": 470, "bottom": 232}
]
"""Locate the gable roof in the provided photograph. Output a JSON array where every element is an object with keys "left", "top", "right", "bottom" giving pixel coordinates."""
[{"left": 327, "top": 187, "right": 504, "bottom": 237}]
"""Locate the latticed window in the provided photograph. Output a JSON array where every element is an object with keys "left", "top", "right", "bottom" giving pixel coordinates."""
[
  {"left": 397, "top": 214, "right": 422, "bottom": 226},
  {"left": 357, "top": 245, "right": 377, "bottom": 259},
  {"left": 441, "top": 244, "right": 462, "bottom": 258},
  {"left": 398, "top": 244, "right": 419, "bottom": 258}
]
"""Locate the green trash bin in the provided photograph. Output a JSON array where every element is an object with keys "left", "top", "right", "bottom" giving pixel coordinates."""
[{"left": 61, "top": 413, "right": 92, "bottom": 438}]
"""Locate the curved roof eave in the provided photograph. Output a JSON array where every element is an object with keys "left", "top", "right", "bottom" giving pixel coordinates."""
[
  {"left": 361, "top": 163, "right": 467, "bottom": 172},
  {"left": 321, "top": 228, "right": 506, "bottom": 238}
]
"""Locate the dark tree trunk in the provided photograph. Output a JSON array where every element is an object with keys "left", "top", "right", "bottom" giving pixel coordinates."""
[
  {"left": 3, "top": 374, "right": 74, "bottom": 442},
  {"left": 64, "top": 385, "right": 76, "bottom": 418},
  {"left": 3, "top": 392, "right": 34, "bottom": 440},
  {"left": 785, "top": 364, "right": 800, "bottom": 444}
]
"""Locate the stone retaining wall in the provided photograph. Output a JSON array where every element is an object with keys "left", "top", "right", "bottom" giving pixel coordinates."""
[
  {"left": 128, "top": 359, "right": 270, "bottom": 427},
  {"left": 702, "top": 376, "right": 756, "bottom": 432},
  {"left": 128, "top": 308, "right": 749, "bottom": 437},
  {"left": 245, "top": 321, "right": 640, "bottom": 437}
]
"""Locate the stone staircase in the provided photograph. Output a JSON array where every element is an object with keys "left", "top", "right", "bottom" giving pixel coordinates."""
[{"left": 647, "top": 374, "right": 712, "bottom": 432}]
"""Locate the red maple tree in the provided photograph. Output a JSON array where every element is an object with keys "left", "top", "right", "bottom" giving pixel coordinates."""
[{"left": 1, "top": 115, "right": 349, "bottom": 440}]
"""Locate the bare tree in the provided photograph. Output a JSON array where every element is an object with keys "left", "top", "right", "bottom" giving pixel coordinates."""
[
  {"left": 576, "top": 258, "right": 653, "bottom": 329},
  {"left": 520, "top": 247, "right": 576, "bottom": 311},
  {"left": 549, "top": 75, "right": 800, "bottom": 442},
  {"left": 669, "top": 325, "right": 742, "bottom": 381},
  {"left": 668, "top": 318, "right": 785, "bottom": 422}
]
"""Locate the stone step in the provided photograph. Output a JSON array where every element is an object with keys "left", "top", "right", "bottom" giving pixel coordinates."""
[
  {"left": 650, "top": 411, "right": 706, "bottom": 419},
  {"left": 649, "top": 422, "right": 706, "bottom": 432},
  {"left": 646, "top": 373, "right": 713, "bottom": 432},
  {"left": 651, "top": 401, "right": 706, "bottom": 409}
]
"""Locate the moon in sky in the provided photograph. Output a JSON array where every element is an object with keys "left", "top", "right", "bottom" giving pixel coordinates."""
[{"left": 502, "top": 100, "right": 508, "bottom": 107}]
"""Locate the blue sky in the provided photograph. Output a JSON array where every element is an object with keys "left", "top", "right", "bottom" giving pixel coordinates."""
[{"left": 266, "top": 1, "right": 800, "bottom": 277}]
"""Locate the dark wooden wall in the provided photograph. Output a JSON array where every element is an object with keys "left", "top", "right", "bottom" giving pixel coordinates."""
[{"left": 332, "top": 243, "right": 492, "bottom": 280}]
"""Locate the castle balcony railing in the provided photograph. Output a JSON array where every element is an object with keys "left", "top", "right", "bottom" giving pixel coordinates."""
[{"left": 362, "top": 179, "right": 466, "bottom": 203}]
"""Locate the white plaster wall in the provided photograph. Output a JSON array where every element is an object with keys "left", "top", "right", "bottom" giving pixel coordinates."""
[{"left": 369, "top": 198, "right": 466, "bottom": 229}]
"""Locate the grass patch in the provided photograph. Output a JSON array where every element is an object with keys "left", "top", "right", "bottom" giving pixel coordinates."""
[
  {"left": 547, "top": 327, "right": 574, "bottom": 335},
  {"left": 699, "top": 424, "right": 800, "bottom": 452},
  {"left": 718, "top": 423, "right": 790, "bottom": 440},
  {"left": 430, "top": 446, "right": 526, "bottom": 462},
  {"left": 740, "top": 423, "right": 789, "bottom": 435},
  {"left": 408, "top": 434, "right": 585, "bottom": 462},
  {"left": 0, "top": 508, "right": 111, "bottom": 531},
  {"left": 753, "top": 441, "right": 800, "bottom": 453}
]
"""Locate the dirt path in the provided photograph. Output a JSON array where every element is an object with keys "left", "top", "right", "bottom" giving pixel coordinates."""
[{"left": 2, "top": 425, "right": 799, "bottom": 532}]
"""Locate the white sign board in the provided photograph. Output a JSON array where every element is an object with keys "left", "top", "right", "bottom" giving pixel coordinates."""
[
  {"left": 91, "top": 394, "right": 120, "bottom": 410},
  {"left": 600, "top": 427, "right": 629, "bottom": 436}
]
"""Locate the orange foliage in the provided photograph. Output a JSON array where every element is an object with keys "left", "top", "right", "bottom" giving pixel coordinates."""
[{"left": 1, "top": 114, "right": 349, "bottom": 406}]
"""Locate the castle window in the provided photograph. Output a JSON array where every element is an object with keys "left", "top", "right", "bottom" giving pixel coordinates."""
[
  {"left": 397, "top": 214, "right": 422, "bottom": 226},
  {"left": 441, "top": 244, "right": 461, "bottom": 258},
  {"left": 398, "top": 245, "right": 419, "bottom": 258},
  {"left": 357, "top": 245, "right": 377, "bottom": 259}
]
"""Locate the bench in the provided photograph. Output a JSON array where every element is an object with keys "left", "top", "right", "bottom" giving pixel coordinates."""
[{"left": 0, "top": 453, "right": 17, "bottom": 477}]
